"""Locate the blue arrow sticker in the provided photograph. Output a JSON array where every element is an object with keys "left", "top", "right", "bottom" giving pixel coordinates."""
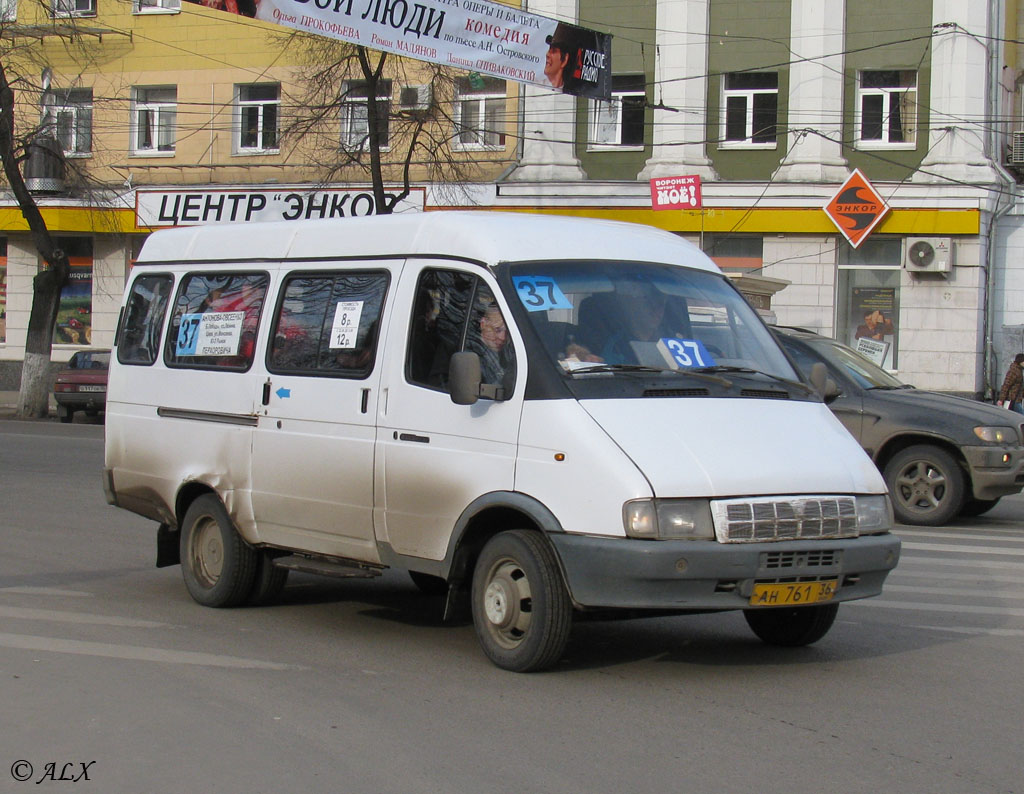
[{"left": 276, "top": 387, "right": 291, "bottom": 399}]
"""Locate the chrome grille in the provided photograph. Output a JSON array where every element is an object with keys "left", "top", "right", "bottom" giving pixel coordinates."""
[{"left": 711, "top": 496, "right": 858, "bottom": 543}]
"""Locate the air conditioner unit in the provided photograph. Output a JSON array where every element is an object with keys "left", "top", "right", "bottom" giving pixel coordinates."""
[
  {"left": 399, "top": 85, "right": 432, "bottom": 113},
  {"left": 1009, "top": 131, "right": 1024, "bottom": 166},
  {"left": 905, "top": 237, "right": 953, "bottom": 274}
]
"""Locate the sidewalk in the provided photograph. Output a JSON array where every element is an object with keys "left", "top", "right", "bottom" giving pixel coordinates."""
[{"left": 0, "top": 390, "right": 57, "bottom": 419}]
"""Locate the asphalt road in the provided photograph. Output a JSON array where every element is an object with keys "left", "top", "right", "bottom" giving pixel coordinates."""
[{"left": 1, "top": 420, "right": 1022, "bottom": 793}]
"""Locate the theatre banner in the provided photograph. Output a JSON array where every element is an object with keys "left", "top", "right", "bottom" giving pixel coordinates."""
[{"left": 186, "top": 0, "right": 611, "bottom": 99}]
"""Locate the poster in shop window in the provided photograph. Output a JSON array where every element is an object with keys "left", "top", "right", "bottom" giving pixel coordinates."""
[{"left": 849, "top": 287, "right": 896, "bottom": 366}]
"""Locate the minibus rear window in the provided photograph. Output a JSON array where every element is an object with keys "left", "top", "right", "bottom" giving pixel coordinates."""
[
  {"left": 118, "top": 274, "right": 173, "bottom": 366},
  {"left": 165, "top": 272, "right": 269, "bottom": 371}
]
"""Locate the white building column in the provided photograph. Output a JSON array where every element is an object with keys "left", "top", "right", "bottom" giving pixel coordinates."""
[
  {"left": 505, "top": 0, "right": 587, "bottom": 181},
  {"left": 914, "top": 0, "right": 1000, "bottom": 184},
  {"left": 637, "top": 0, "right": 718, "bottom": 181},
  {"left": 772, "top": 0, "right": 848, "bottom": 182}
]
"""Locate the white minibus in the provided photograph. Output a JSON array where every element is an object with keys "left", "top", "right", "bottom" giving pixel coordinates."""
[{"left": 104, "top": 211, "right": 900, "bottom": 671}]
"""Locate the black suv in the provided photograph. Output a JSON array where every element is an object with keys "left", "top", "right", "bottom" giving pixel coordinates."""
[{"left": 773, "top": 327, "right": 1024, "bottom": 526}]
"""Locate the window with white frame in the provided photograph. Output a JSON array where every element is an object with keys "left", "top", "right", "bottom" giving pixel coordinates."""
[
  {"left": 51, "top": 0, "right": 95, "bottom": 17},
  {"left": 721, "top": 72, "right": 778, "bottom": 147},
  {"left": 132, "top": 87, "right": 177, "bottom": 155},
  {"left": 134, "top": 0, "right": 180, "bottom": 11},
  {"left": 1, "top": 0, "right": 17, "bottom": 22},
  {"left": 453, "top": 76, "right": 506, "bottom": 149},
  {"left": 340, "top": 80, "right": 391, "bottom": 150},
  {"left": 588, "top": 74, "right": 645, "bottom": 148},
  {"left": 48, "top": 89, "right": 93, "bottom": 156},
  {"left": 857, "top": 70, "right": 916, "bottom": 147},
  {"left": 235, "top": 83, "right": 279, "bottom": 154}
]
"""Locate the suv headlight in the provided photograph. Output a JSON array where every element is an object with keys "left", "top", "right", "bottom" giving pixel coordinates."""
[
  {"left": 857, "top": 494, "right": 893, "bottom": 534},
  {"left": 623, "top": 499, "right": 715, "bottom": 540},
  {"left": 974, "top": 426, "right": 1017, "bottom": 444}
]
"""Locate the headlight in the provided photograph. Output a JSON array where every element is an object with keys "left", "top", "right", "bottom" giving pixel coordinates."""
[
  {"left": 623, "top": 499, "right": 715, "bottom": 540},
  {"left": 974, "top": 426, "right": 1016, "bottom": 444},
  {"left": 857, "top": 494, "right": 893, "bottom": 534}
]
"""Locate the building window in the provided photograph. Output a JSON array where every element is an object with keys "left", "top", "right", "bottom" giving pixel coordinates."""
[
  {"left": 132, "top": 87, "right": 177, "bottom": 155},
  {"left": 51, "top": 0, "right": 95, "bottom": 16},
  {"left": 340, "top": 80, "right": 391, "bottom": 150},
  {"left": 588, "top": 74, "right": 645, "bottom": 149},
  {"left": 235, "top": 84, "right": 279, "bottom": 154},
  {"left": 2, "top": 0, "right": 17, "bottom": 21},
  {"left": 134, "top": 0, "right": 180, "bottom": 11},
  {"left": 453, "top": 77, "right": 506, "bottom": 150},
  {"left": 48, "top": 89, "right": 93, "bottom": 156},
  {"left": 857, "top": 70, "right": 916, "bottom": 148},
  {"left": 721, "top": 72, "right": 778, "bottom": 148},
  {"left": 837, "top": 237, "right": 902, "bottom": 369},
  {"left": 701, "top": 235, "right": 763, "bottom": 272}
]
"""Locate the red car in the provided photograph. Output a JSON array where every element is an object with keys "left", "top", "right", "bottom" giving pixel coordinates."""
[{"left": 53, "top": 349, "right": 109, "bottom": 423}]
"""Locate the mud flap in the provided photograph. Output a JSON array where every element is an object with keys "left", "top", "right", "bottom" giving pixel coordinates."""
[{"left": 156, "top": 523, "right": 181, "bottom": 568}]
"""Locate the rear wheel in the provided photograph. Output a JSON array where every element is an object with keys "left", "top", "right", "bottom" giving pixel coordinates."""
[
  {"left": 883, "top": 444, "right": 965, "bottom": 526},
  {"left": 180, "top": 494, "right": 257, "bottom": 607},
  {"left": 471, "top": 530, "right": 572, "bottom": 672},
  {"left": 744, "top": 603, "right": 839, "bottom": 647}
]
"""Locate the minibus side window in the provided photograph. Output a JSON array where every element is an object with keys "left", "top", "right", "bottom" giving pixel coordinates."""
[
  {"left": 407, "top": 269, "right": 516, "bottom": 398},
  {"left": 267, "top": 272, "right": 388, "bottom": 378},
  {"left": 165, "top": 272, "right": 269, "bottom": 371},
  {"left": 118, "top": 274, "right": 173, "bottom": 366}
]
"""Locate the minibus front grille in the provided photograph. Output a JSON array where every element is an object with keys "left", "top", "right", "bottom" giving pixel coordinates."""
[
  {"left": 643, "top": 388, "right": 710, "bottom": 397},
  {"left": 711, "top": 496, "right": 858, "bottom": 543}
]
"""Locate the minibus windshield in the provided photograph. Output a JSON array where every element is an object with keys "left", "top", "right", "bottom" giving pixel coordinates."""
[{"left": 506, "top": 261, "right": 798, "bottom": 384}]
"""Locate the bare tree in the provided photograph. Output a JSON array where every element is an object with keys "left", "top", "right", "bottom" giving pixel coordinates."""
[
  {"left": 0, "top": 7, "right": 120, "bottom": 417},
  {"left": 278, "top": 33, "right": 515, "bottom": 213}
]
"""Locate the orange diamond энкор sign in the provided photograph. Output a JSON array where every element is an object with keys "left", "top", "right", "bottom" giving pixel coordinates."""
[{"left": 823, "top": 169, "right": 889, "bottom": 249}]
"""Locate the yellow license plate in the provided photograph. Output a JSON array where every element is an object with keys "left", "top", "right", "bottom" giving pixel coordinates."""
[{"left": 749, "top": 580, "right": 838, "bottom": 607}]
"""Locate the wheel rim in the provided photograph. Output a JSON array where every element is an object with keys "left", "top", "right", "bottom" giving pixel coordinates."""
[
  {"left": 480, "top": 557, "right": 532, "bottom": 650},
  {"left": 893, "top": 459, "right": 947, "bottom": 513},
  {"left": 189, "top": 515, "right": 224, "bottom": 588}
]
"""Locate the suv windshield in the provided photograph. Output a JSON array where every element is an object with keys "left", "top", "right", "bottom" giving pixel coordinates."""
[
  {"left": 506, "top": 261, "right": 797, "bottom": 383},
  {"left": 823, "top": 340, "right": 906, "bottom": 389}
]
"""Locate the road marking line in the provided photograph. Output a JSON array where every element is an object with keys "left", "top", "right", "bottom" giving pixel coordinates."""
[
  {"left": 909, "top": 624, "right": 1024, "bottom": 638},
  {"left": 897, "top": 557, "right": 1024, "bottom": 570},
  {"left": 0, "top": 587, "right": 93, "bottom": 597},
  {"left": 0, "top": 632, "right": 299, "bottom": 670},
  {"left": 892, "top": 570, "right": 1023, "bottom": 584},
  {"left": 0, "top": 606, "right": 170, "bottom": 628},
  {"left": 900, "top": 542, "right": 1024, "bottom": 557},
  {"left": 849, "top": 599, "right": 1024, "bottom": 618},
  {"left": 897, "top": 529, "right": 1024, "bottom": 543},
  {"left": 883, "top": 584, "right": 1024, "bottom": 599}
]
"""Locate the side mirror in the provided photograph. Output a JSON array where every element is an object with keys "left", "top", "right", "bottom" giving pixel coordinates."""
[
  {"left": 449, "top": 352, "right": 481, "bottom": 405},
  {"left": 809, "top": 361, "right": 841, "bottom": 404}
]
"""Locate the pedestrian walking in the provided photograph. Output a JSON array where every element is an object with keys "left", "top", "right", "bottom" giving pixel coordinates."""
[{"left": 997, "top": 353, "right": 1024, "bottom": 414}]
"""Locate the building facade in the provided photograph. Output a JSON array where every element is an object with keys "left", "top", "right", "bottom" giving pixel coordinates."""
[{"left": 1, "top": 0, "right": 1021, "bottom": 398}]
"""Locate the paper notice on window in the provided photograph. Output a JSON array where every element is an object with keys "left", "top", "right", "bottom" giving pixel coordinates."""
[
  {"left": 329, "top": 301, "right": 363, "bottom": 349},
  {"left": 176, "top": 311, "right": 244, "bottom": 356}
]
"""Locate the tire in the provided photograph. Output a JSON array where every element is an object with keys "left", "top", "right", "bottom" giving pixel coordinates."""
[
  {"left": 744, "top": 603, "right": 839, "bottom": 647},
  {"left": 179, "top": 494, "right": 257, "bottom": 607},
  {"left": 471, "top": 530, "right": 573, "bottom": 672},
  {"left": 57, "top": 405, "right": 73, "bottom": 423},
  {"left": 883, "top": 444, "right": 966, "bottom": 526},
  {"left": 960, "top": 497, "right": 1000, "bottom": 518},
  {"left": 409, "top": 570, "right": 448, "bottom": 596},
  {"left": 247, "top": 552, "right": 289, "bottom": 606}
]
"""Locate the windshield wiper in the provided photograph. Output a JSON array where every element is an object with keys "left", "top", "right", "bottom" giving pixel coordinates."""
[
  {"left": 569, "top": 363, "right": 733, "bottom": 387},
  {"left": 693, "top": 365, "right": 812, "bottom": 394}
]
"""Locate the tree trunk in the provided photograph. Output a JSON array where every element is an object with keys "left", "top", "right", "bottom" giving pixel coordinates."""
[{"left": 0, "top": 60, "right": 71, "bottom": 418}]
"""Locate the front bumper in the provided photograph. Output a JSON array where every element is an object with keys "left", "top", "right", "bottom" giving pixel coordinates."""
[
  {"left": 547, "top": 532, "right": 901, "bottom": 612},
  {"left": 962, "top": 444, "right": 1024, "bottom": 500}
]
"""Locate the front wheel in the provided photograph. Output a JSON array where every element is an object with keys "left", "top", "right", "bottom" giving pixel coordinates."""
[
  {"left": 744, "top": 603, "right": 839, "bottom": 647},
  {"left": 471, "top": 530, "right": 572, "bottom": 672},
  {"left": 883, "top": 444, "right": 965, "bottom": 526},
  {"left": 180, "top": 494, "right": 257, "bottom": 607}
]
